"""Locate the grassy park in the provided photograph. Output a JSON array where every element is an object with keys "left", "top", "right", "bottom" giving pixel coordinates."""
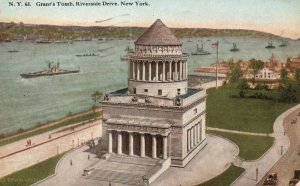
[
  {"left": 209, "top": 131, "right": 274, "bottom": 160},
  {"left": 199, "top": 164, "right": 245, "bottom": 186},
  {"left": 206, "top": 85, "right": 295, "bottom": 133},
  {"left": 0, "top": 153, "right": 66, "bottom": 186}
]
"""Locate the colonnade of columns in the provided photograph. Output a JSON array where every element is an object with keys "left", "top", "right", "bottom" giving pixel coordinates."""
[
  {"left": 129, "top": 60, "right": 188, "bottom": 82},
  {"left": 187, "top": 120, "right": 202, "bottom": 152},
  {"left": 108, "top": 130, "right": 168, "bottom": 159}
]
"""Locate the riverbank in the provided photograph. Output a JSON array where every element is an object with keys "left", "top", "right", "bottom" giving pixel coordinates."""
[{"left": 0, "top": 108, "right": 102, "bottom": 147}]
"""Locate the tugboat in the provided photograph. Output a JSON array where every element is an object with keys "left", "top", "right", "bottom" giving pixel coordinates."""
[
  {"left": 191, "top": 44, "right": 211, "bottom": 55},
  {"left": 124, "top": 45, "right": 133, "bottom": 53},
  {"left": 279, "top": 41, "right": 288, "bottom": 47},
  {"left": 265, "top": 41, "right": 275, "bottom": 49},
  {"left": 8, "top": 50, "right": 19, "bottom": 53},
  {"left": 121, "top": 46, "right": 134, "bottom": 61},
  {"left": 20, "top": 62, "right": 79, "bottom": 79},
  {"left": 230, "top": 43, "right": 240, "bottom": 52},
  {"left": 75, "top": 53, "right": 99, "bottom": 57}
]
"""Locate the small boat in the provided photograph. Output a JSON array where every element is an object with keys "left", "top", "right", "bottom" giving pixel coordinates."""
[
  {"left": 124, "top": 46, "right": 133, "bottom": 53},
  {"left": 279, "top": 41, "right": 288, "bottom": 47},
  {"left": 20, "top": 62, "right": 79, "bottom": 79},
  {"left": 120, "top": 55, "right": 129, "bottom": 61},
  {"left": 75, "top": 53, "right": 99, "bottom": 57},
  {"left": 191, "top": 44, "right": 211, "bottom": 55},
  {"left": 230, "top": 43, "right": 240, "bottom": 52},
  {"left": 8, "top": 50, "right": 19, "bottom": 53},
  {"left": 53, "top": 40, "right": 68, "bottom": 44},
  {"left": 36, "top": 40, "right": 52, "bottom": 44},
  {"left": 265, "top": 41, "right": 275, "bottom": 49}
]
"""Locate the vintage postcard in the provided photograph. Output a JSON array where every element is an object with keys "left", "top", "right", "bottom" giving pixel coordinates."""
[{"left": 0, "top": 0, "right": 300, "bottom": 185}]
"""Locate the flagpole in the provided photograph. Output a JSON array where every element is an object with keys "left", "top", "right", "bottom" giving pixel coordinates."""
[{"left": 216, "top": 41, "right": 219, "bottom": 89}]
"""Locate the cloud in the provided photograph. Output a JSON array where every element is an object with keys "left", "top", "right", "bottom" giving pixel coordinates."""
[{"left": 95, "top": 14, "right": 130, "bottom": 23}]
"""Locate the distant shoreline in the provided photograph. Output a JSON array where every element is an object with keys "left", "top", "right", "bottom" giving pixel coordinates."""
[{"left": 0, "top": 21, "right": 293, "bottom": 41}]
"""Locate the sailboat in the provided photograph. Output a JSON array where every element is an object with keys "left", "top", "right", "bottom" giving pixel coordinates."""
[
  {"left": 265, "top": 41, "right": 275, "bottom": 49},
  {"left": 191, "top": 44, "right": 211, "bottom": 55},
  {"left": 230, "top": 43, "right": 240, "bottom": 52},
  {"left": 279, "top": 41, "right": 288, "bottom": 47}
]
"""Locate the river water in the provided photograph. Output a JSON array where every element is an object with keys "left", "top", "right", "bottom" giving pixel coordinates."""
[{"left": 0, "top": 37, "right": 299, "bottom": 134}]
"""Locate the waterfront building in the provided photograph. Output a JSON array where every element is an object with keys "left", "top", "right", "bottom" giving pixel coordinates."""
[
  {"left": 286, "top": 57, "right": 300, "bottom": 72},
  {"left": 100, "top": 19, "right": 207, "bottom": 183}
]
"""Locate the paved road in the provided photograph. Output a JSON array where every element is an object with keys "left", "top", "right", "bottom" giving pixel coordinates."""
[
  {"left": 257, "top": 108, "right": 300, "bottom": 186},
  {"left": 232, "top": 104, "right": 300, "bottom": 186},
  {"left": 0, "top": 121, "right": 102, "bottom": 178}
]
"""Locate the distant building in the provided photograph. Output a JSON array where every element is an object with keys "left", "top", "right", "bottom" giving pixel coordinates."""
[
  {"left": 286, "top": 57, "right": 300, "bottom": 72},
  {"left": 255, "top": 67, "right": 280, "bottom": 80},
  {"left": 100, "top": 19, "right": 207, "bottom": 184}
]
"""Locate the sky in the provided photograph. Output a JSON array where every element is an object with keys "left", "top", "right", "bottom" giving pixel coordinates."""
[{"left": 1, "top": 0, "right": 300, "bottom": 39}]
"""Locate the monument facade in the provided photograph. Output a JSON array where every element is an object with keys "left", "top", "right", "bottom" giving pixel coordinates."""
[{"left": 101, "top": 19, "right": 207, "bottom": 168}]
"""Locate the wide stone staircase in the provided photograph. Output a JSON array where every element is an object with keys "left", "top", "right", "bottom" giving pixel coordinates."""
[{"left": 85, "top": 154, "right": 167, "bottom": 186}]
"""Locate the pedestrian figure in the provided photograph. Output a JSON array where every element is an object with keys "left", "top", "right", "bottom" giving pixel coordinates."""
[
  {"left": 88, "top": 154, "right": 90, "bottom": 160},
  {"left": 70, "top": 159, "right": 72, "bottom": 166},
  {"left": 49, "top": 134, "right": 51, "bottom": 139}
]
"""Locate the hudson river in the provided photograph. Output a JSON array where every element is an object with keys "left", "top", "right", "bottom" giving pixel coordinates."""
[{"left": 0, "top": 37, "right": 299, "bottom": 134}]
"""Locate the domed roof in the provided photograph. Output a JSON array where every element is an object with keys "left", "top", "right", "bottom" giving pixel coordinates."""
[{"left": 135, "top": 19, "right": 182, "bottom": 46}]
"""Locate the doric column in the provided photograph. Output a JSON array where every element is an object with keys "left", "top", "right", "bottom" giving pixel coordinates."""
[
  {"left": 155, "top": 61, "right": 159, "bottom": 81},
  {"left": 140, "top": 133, "right": 145, "bottom": 157},
  {"left": 199, "top": 121, "right": 202, "bottom": 141},
  {"left": 142, "top": 61, "right": 145, "bottom": 81},
  {"left": 169, "top": 61, "right": 172, "bottom": 81},
  {"left": 185, "top": 61, "right": 188, "bottom": 79},
  {"left": 175, "top": 61, "right": 178, "bottom": 81},
  {"left": 187, "top": 129, "right": 190, "bottom": 151},
  {"left": 148, "top": 62, "right": 152, "bottom": 81},
  {"left": 162, "top": 61, "right": 166, "bottom": 81},
  {"left": 117, "top": 132, "right": 122, "bottom": 155},
  {"left": 193, "top": 126, "right": 196, "bottom": 146},
  {"left": 108, "top": 130, "right": 112, "bottom": 153},
  {"left": 152, "top": 134, "right": 157, "bottom": 159},
  {"left": 190, "top": 127, "right": 193, "bottom": 148},
  {"left": 196, "top": 124, "right": 199, "bottom": 143},
  {"left": 128, "top": 61, "right": 131, "bottom": 79},
  {"left": 182, "top": 61, "right": 185, "bottom": 80},
  {"left": 137, "top": 62, "right": 140, "bottom": 81},
  {"left": 179, "top": 61, "right": 183, "bottom": 80},
  {"left": 163, "top": 135, "right": 168, "bottom": 159},
  {"left": 129, "top": 132, "right": 133, "bottom": 156},
  {"left": 132, "top": 61, "right": 135, "bottom": 80}
]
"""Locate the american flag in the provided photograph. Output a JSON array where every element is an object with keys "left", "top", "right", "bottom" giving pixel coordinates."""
[{"left": 211, "top": 42, "right": 218, "bottom": 48}]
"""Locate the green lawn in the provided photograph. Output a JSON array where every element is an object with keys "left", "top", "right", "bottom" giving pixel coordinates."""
[
  {"left": 0, "top": 111, "right": 101, "bottom": 147},
  {"left": 209, "top": 131, "right": 274, "bottom": 160},
  {"left": 198, "top": 164, "right": 245, "bottom": 186},
  {"left": 0, "top": 153, "right": 66, "bottom": 186},
  {"left": 207, "top": 85, "right": 294, "bottom": 133}
]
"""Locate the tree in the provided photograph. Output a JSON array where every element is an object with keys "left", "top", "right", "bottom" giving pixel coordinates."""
[
  {"left": 91, "top": 91, "right": 103, "bottom": 117},
  {"left": 294, "top": 68, "right": 300, "bottom": 81},
  {"left": 249, "top": 59, "right": 264, "bottom": 84},
  {"left": 237, "top": 79, "right": 249, "bottom": 98},
  {"left": 227, "top": 60, "right": 244, "bottom": 83},
  {"left": 280, "top": 68, "right": 288, "bottom": 84},
  {"left": 279, "top": 83, "right": 297, "bottom": 103}
]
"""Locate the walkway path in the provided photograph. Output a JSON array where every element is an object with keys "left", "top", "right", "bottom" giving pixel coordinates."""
[
  {"left": 37, "top": 134, "right": 239, "bottom": 186},
  {"left": 0, "top": 120, "right": 102, "bottom": 178},
  {"left": 231, "top": 104, "right": 300, "bottom": 186},
  {"left": 207, "top": 127, "right": 270, "bottom": 137}
]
